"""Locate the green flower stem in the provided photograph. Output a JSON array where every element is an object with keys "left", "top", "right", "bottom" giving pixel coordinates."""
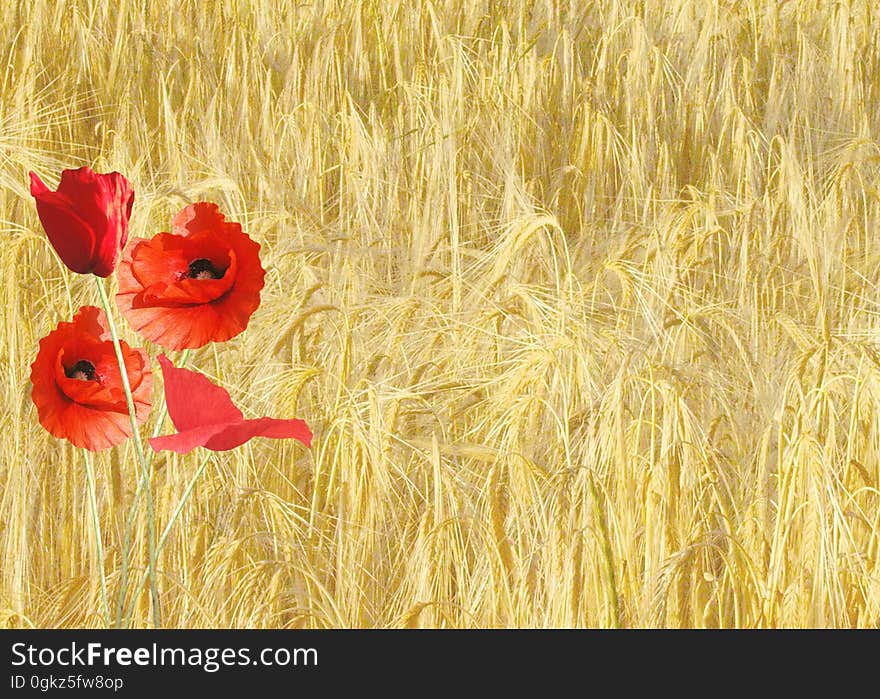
[
  {"left": 123, "top": 452, "right": 211, "bottom": 627},
  {"left": 94, "top": 277, "right": 161, "bottom": 628},
  {"left": 114, "top": 476, "right": 141, "bottom": 627},
  {"left": 82, "top": 448, "right": 109, "bottom": 626},
  {"left": 113, "top": 349, "right": 190, "bottom": 628}
]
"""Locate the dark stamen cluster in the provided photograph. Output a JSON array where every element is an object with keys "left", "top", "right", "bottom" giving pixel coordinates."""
[
  {"left": 65, "top": 359, "right": 97, "bottom": 381},
  {"left": 187, "top": 258, "right": 224, "bottom": 280}
]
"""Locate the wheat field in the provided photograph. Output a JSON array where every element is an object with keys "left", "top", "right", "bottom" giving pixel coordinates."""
[{"left": 3, "top": 0, "right": 880, "bottom": 629}]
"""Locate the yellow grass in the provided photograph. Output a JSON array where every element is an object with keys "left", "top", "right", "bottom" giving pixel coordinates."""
[{"left": 2, "top": 0, "right": 880, "bottom": 628}]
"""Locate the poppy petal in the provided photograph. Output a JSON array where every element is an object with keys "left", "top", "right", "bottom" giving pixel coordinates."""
[
  {"left": 41, "top": 401, "right": 134, "bottom": 452},
  {"left": 149, "top": 354, "right": 312, "bottom": 454},
  {"left": 128, "top": 232, "right": 190, "bottom": 288},
  {"left": 129, "top": 230, "right": 236, "bottom": 305},
  {"left": 148, "top": 423, "right": 230, "bottom": 455},
  {"left": 149, "top": 418, "right": 312, "bottom": 454},
  {"left": 156, "top": 354, "right": 242, "bottom": 431},
  {"left": 134, "top": 250, "right": 238, "bottom": 307},
  {"left": 172, "top": 201, "right": 229, "bottom": 236},
  {"left": 203, "top": 417, "right": 313, "bottom": 451},
  {"left": 30, "top": 172, "right": 97, "bottom": 274}
]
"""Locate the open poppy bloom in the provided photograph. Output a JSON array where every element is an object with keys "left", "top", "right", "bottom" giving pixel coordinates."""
[
  {"left": 31, "top": 306, "right": 152, "bottom": 451},
  {"left": 116, "top": 202, "right": 265, "bottom": 350},
  {"left": 149, "top": 354, "right": 311, "bottom": 454},
  {"left": 29, "top": 167, "right": 134, "bottom": 277}
]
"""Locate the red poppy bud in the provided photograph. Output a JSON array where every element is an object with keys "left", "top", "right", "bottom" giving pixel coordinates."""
[{"left": 29, "top": 167, "right": 135, "bottom": 277}]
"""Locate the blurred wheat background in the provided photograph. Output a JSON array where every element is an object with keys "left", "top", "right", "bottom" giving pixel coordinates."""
[{"left": 3, "top": 0, "right": 880, "bottom": 628}]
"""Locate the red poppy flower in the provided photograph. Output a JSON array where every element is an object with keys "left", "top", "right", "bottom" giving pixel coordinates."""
[
  {"left": 29, "top": 167, "right": 134, "bottom": 277},
  {"left": 149, "top": 354, "right": 311, "bottom": 454},
  {"left": 30, "top": 306, "right": 152, "bottom": 451},
  {"left": 116, "top": 202, "right": 265, "bottom": 350}
]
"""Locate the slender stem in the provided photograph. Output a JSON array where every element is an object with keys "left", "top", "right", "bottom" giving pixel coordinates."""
[
  {"left": 82, "top": 448, "right": 109, "bottom": 626},
  {"left": 123, "top": 452, "right": 211, "bottom": 626},
  {"left": 114, "top": 478, "right": 141, "bottom": 627},
  {"left": 113, "top": 348, "right": 190, "bottom": 627},
  {"left": 94, "top": 277, "right": 161, "bottom": 628}
]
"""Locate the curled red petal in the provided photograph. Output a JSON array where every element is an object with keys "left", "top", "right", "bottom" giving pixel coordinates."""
[
  {"left": 134, "top": 250, "right": 238, "bottom": 307},
  {"left": 157, "top": 354, "right": 242, "bottom": 431},
  {"left": 129, "top": 230, "right": 236, "bottom": 306},
  {"left": 149, "top": 418, "right": 312, "bottom": 454},
  {"left": 149, "top": 354, "right": 311, "bottom": 454},
  {"left": 128, "top": 232, "right": 189, "bottom": 288},
  {"left": 204, "top": 417, "right": 312, "bottom": 451},
  {"left": 55, "top": 351, "right": 123, "bottom": 408},
  {"left": 148, "top": 423, "right": 229, "bottom": 455}
]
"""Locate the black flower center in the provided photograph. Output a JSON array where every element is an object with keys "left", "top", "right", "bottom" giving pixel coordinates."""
[
  {"left": 65, "top": 359, "right": 97, "bottom": 381},
  {"left": 186, "top": 258, "right": 224, "bottom": 280}
]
